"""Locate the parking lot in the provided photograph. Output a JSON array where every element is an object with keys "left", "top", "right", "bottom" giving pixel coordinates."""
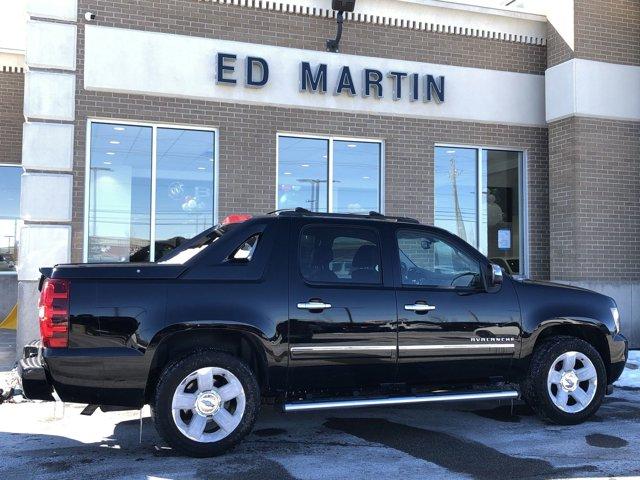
[{"left": 1, "top": 383, "right": 639, "bottom": 480}]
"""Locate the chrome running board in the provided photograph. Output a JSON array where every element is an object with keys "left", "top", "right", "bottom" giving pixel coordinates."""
[{"left": 283, "top": 389, "right": 519, "bottom": 412}]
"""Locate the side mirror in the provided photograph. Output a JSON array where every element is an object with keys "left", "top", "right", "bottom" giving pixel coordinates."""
[{"left": 490, "top": 263, "right": 503, "bottom": 286}]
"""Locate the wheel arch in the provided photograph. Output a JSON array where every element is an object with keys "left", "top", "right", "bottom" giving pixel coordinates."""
[
  {"left": 523, "top": 319, "right": 612, "bottom": 381},
  {"left": 144, "top": 326, "right": 270, "bottom": 403}
]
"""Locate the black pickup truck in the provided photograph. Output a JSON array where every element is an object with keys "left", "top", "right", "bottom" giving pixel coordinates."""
[{"left": 19, "top": 209, "right": 627, "bottom": 457}]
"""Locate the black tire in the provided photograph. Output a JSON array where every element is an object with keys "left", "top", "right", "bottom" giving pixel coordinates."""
[
  {"left": 521, "top": 335, "right": 606, "bottom": 425},
  {"left": 152, "top": 349, "right": 260, "bottom": 457}
]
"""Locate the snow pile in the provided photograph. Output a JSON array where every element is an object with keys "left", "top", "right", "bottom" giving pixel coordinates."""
[
  {"left": 0, "top": 368, "right": 21, "bottom": 402},
  {"left": 615, "top": 350, "right": 640, "bottom": 388}
]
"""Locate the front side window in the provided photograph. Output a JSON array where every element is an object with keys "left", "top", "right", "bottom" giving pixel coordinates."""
[
  {"left": 397, "top": 230, "right": 481, "bottom": 288},
  {"left": 277, "top": 135, "right": 382, "bottom": 214},
  {"left": 299, "top": 226, "right": 382, "bottom": 284},
  {"left": 0, "top": 165, "right": 22, "bottom": 272},
  {"left": 87, "top": 122, "right": 216, "bottom": 262},
  {"left": 434, "top": 146, "right": 524, "bottom": 275}
]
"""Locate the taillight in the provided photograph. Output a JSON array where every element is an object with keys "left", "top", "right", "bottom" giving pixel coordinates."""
[
  {"left": 38, "top": 278, "right": 70, "bottom": 348},
  {"left": 221, "top": 214, "right": 252, "bottom": 225}
]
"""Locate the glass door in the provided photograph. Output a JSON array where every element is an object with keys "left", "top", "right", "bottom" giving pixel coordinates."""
[
  {"left": 482, "top": 149, "right": 523, "bottom": 276},
  {"left": 434, "top": 146, "right": 525, "bottom": 277}
]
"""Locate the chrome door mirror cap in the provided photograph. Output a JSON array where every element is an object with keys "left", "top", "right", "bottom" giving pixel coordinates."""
[{"left": 490, "top": 263, "right": 504, "bottom": 286}]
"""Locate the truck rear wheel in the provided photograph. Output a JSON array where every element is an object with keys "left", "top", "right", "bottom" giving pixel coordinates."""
[
  {"left": 152, "top": 349, "right": 260, "bottom": 457},
  {"left": 522, "top": 336, "right": 606, "bottom": 425}
]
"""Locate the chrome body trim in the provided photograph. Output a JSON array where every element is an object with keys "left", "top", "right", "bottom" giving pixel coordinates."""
[
  {"left": 399, "top": 343, "right": 515, "bottom": 350},
  {"left": 290, "top": 345, "right": 396, "bottom": 353},
  {"left": 283, "top": 390, "right": 519, "bottom": 412},
  {"left": 290, "top": 344, "right": 515, "bottom": 354}
]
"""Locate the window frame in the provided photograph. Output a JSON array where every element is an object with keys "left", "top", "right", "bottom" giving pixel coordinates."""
[
  {"left": 394, "top": 227, "right": 485, "bottom": 292},
  {"left": 297, "top": 223, "right": 384, "bottom": 287},
  {"left": 276, "top": 132, "right": 385, "bottom": 214},
  {"left": 0, "top": 163, "right": 22, "bottom": 276},
  {"left": 83, "top": 119, "right": 219, "bottom": 262},
  {"left": 434, "top": 143, "right": 529, "bottom": 278}
]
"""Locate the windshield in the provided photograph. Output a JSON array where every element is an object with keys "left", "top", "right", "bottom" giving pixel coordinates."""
[{"left": 157, "top": 223, "right": 236, "bottom": 265}]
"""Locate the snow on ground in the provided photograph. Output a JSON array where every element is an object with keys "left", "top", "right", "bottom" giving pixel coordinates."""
[{"left": 615, "top": 349, "right": 640, "bottom": 388}]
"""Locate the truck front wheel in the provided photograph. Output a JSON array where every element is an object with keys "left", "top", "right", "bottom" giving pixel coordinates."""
[
  {"left": 522, "top": 336, "right": 606, "bottom": 425},
  {"left": 152, "top": 349, "right": 260, "bottom": 457}
]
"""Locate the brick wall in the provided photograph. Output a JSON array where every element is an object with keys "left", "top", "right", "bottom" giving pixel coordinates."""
[
  {"left": 549, "top": 117, "right": 640, "bottom": 281},
  {"left": 71, "top": 0, "right": 550, "bottom": 278},
  {"left": 0, "top": 72, "right": 24, "bottom": 165},
  {"left": 546, "top": 22, "right": 573, "bottom": 69},
  {"left": 79, "top": 0, "right": 546, "bottom": 75},
  {"left": 574, "top": 0, "right": 640, "bottom": 66}
]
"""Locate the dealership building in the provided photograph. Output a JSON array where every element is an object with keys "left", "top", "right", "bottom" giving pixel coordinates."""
[{"left": 0, "top": 0, "right": 638, "bottom": 353}]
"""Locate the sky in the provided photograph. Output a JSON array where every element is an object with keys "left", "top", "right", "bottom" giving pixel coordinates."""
[{"left": 0, "top": 0, "right": 26, "bottom": 52}]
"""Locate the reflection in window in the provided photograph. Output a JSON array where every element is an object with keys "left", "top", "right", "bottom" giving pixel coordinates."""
[
  {"left": 333, "top": 141, "right": 381, "bottom": 213},
  {"left": 155, "top": 128, "right": 215, "bottom": 261},
  {"left": 278, "top": 137, "right": 328, "bottom": 212},
  {"left": 87, "top": 123, "right": 216, "bottom": 263},
  {"left": 397, "top": 230, "right": 480, "bottom": 288},
  {"left": 0, "top": 165, "right": 22, "bottom": 272},
  {"left": 88, "top": 123, "right": 152, "bottom": 262},
  {"left": 434, "top": 147, "right": 478, "bottom": 247},
  {"left": 434, "top": 146, "right": 524, "bottom": 276},
  {"left": 483, "top": 150, "right": 522, "bottom": 275},
  {"left": 277, "top": 136, "right": 382, "bottom": 213},
  {"left": 299, "top": 226, "right": 381, "bottom": 284}
]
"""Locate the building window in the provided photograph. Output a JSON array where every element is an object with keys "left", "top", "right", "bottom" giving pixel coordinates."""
[
  {"left": 277, "top": 134, "right": 383, "bottom": 214},
  {"left": 434, "top": 146, "right": 526, "bottom": 276},
  {"left": 0, "top": 165, "right": 22, "bottom": 273},
  {"left": 86, "top": 122, "right": 217, "bottom": 263}
]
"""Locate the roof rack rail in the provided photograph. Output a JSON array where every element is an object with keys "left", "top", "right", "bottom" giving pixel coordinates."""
[{"left": 277, "top": 207, "right": 420, "bottom": 224}]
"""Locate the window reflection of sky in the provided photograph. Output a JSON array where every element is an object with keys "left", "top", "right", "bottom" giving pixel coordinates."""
[
  {"left": 88, "top": 123, "right": 152, "bottom": 258},
  {"left": 333, "top": 141, "right": 381, "bottom": 213},
  {"left": 156, "top": 128, "right": 215, "bottom": 243},
  {"left": 87, "top": 123, "right": 216, "bottom": 262},
  {"left": 434, "top": 147, "right": 478, "bottom": 246},
  {"left": 278, "top": 136, "right": 328, "bottom": 212},
  {"left": 277, "top": 136, "right": 382, "bottom": 213},
  {"left": 0, "top": 165, "right": 22, "bottom": 264}
]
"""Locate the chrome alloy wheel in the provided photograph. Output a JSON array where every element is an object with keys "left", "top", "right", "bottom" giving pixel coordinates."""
[
  {"left": 171, "top": 367, "right": 246, "bottom": 443},
  {"left": 547, "top": 351, "right": 598, "bottom": 414}
]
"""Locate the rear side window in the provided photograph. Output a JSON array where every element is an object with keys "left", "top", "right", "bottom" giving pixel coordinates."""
[
  {"left": 230, "top": 234, "right": 260, "bottom": 261},
  {"left": 299, "top": 226, "right": 382, "bottom": 284}
]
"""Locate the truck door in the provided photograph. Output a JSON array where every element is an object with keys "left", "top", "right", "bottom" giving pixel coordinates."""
[
  {"left": 287, "top": 219, "right": 398, "bottom": 391},
  {"left": 393, "top": 227, "right": 521, "bottom": 386}
]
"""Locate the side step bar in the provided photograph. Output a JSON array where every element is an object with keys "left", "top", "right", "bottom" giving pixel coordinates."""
[{"left": 283, "top": 390, "right": 519, "bottom": 412}]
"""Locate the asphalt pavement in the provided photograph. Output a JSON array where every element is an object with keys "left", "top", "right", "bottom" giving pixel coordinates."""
[{"left": 1, "top": 386, "right": 639, "bottom": 480}]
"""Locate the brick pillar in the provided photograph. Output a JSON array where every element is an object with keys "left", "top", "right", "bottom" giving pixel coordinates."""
[{"left": 546, "top": 0, "right": 640, "bottom": 346}]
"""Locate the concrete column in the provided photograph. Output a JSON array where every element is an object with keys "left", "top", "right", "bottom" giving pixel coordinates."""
[{"left": 17, "top": 0, "right": 78, "bottom": 358}]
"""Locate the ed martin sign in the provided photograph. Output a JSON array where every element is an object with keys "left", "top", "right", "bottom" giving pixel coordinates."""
[
  {"left": 216, "top": 53, "right": 445, "bottom": 102},
  {"left": 83, "top": 26, "right": 546, "bottom": 126}
]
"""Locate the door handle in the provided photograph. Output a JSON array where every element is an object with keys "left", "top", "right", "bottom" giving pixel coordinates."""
[
  {"left": 404, "top": 303, "right": 436, "bottom": 312},
  {"left": 297, "top": 301, "right": 332, "bottom": 310}
]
